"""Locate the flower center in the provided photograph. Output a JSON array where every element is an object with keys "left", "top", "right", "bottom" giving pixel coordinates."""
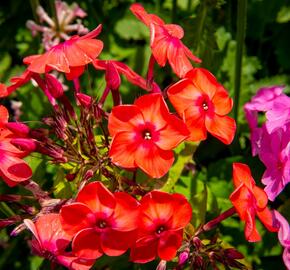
[
  {"left": 156, "top": 225, "right": 166, "bottom": 234},
  {"left": 202, "top": 102, "right": 209, "bottom": 111},
  {"left": 143, "top": 129, "right": 152, "bottom": 140},
  {"left": 97, "top": 220, "right": 107, "bottom": 229}
]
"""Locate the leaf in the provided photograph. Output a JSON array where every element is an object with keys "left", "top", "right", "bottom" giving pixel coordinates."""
[
  {"left": 53, "top": 168, "right": 73, "bottom": 198},
  {"left": 160, "top": 142, "right": 198, "bottom": 192},
  {"left": 277, "top": 6, "right": 290, "bottom": 23},
  {"left": 215, "top": 27, "right": 231, "bottom": 51},
  {"left": 115, "top": 18, "right": 149, "bottom": 40},
  {"left": 191, "top": 181, "right": 207, "bottom": 228}
]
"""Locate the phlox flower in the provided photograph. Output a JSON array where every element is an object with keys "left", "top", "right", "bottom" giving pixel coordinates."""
[
  {"left": 229, "top": 163, "right": 278, "bottom": 242},
  {"left": 259, "top": 125, "right": 290, "bottom": 201},
  {"left": 23, "top": 25, "right": 103, "bottom": 80},
  {"left": 167, "top": 68, "right": 236, "bottom": 144},
  {"left": 0, "top": 105, "right": 35, "bottom": 187},
  {"left": 24, "top": 213, "right": 95, "bottom": 270},
  {"left": 108, "top": 93, "right": 189, "bottom": 178},
  {"left": 60, "top": 181, "right": 140, "bottom": 260},
  {"left": 130, "top": 3, "right": 201, "bottom": 78},
  {"left": 130, "top": 191, "right": 192, "bottom": 263},
  {"left": 273, "top": 210, "right": 290, "bottom": 269}
]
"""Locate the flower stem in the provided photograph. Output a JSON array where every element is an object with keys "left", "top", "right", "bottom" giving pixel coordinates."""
[{"left": 233, "top": 0, "right": 248, "bottom": 123}]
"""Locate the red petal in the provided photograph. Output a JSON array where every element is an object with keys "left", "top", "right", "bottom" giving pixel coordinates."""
[
  {"left": 156, "top": 114, "right": 189, "bottom": 150},
  {"left": 183, "top": 106, "right": 207, "bottom": 142},
  {"left": 205, "top": 114, "right": 236, "bottom": 145},
  {"left": 134, "top": 93, "right": 170, "bottom": 131},
  {"left": 0, "top": 105, "right": 8, "bottom": 125},
  {"left": 101, "top": 229, "right": 137, "bottom": 256},
  {"left": 0, "top": 154, "right": 32, "bottom": 186},
  {"left": 72, "top": 228, "right": 103, "bottom": 259},
  {"left": 111, "top": 192, "right": 140, "bottom": 231},
  {"left": 60, "top": 203, "right": 94, "bottom": 236},
  {"left": 212, "top": 87, "right": 233, "bottom": 115},
  {"left": 45, "top": 46, "right": 70, "bottom": 72},
  {"left": 130, "top": 235, "right": 158, "bottom": 263},
  {"left": 257, "top": 208, "right": 279, "bottom": 232},
  {"left": 76, "top": 181, "right": 116, "bottom": 217},
  {"left": 187, "top": 68, "right": 219, "bottom": 99},
  {"left": 105, "top": 62, "right": 121, "bottom": 90},
  {"left": 244, "top": 209, "right": 261, "bottom": 242},
  {"left": 182, "top": 44, "right": 202, "bottom": 63},
  {"left": 252, "top": 186, "right": 268, "bottom": 209},
  {"left": 109, "top": 131, "right": 139, "bottom": 169},
  {"left": 65, "top": 66, "right": 85, "bottom": 80},
  {"left": 74, "top": 39, "right": 103, "bottom": 60},
  {"left": 171, "top": 193, "right": 192, "bottom": 229},
  {"left": 135, "top": 144, "right": 174, "bottom": 178},
  {"left": 150, "top": 24, "right": 168, "bottom": 67},
  {"left": 0, "top": 84, "right": 9, "bottom": 98},
  {"left": 167, "top": 78, "right": 203, "bottom": 115},
  {"left": 108, "top": 105, "right": 144, "bottom": 137},
  {"left": 80, "top": 24, "right": 102, "bottom": 40},
  {"left": 167, "top": 40, "right": 194, "bottom": 78},
  {"left": 158, "top": 230, "right": 183, "bottom": 260},
  {"left": 232, "top": 163, "right": 255, "bottom": 189}
]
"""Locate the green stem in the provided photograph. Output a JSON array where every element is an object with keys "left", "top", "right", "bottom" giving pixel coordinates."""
[
  {"left": 187, "top": 0, "right": 192, "bottom": 11},
  {"left": 29, "top": 0, "right": 40, "bottom": 22},
  {"left": 156, "top": 0, "right": 161, "bottom": 13},
  {"left": 0, "top": 202, "right": 15, "bottom": 217},
  {"left": 172, "top": 0, "right": 177, "bottom": 23},
  {"left": 195, "top": 1, "right": 207, "bottom": 55},
  {"left": 233, "top": 0, "right": 247, "bottom": 123}
]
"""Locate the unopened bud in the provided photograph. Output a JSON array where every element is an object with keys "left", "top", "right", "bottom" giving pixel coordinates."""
[
  {"left": 76, "top": 93, "right": 92, "bottom": 108},
  {"left": 224, "top": 248, "right": 244, "bottom": 260},
  {"left": 6, "top": 122, "right": 30, "bottom": 137},
  {"left": 192, "top": 236, "right": 202, "bottom": 250},
  {"left": 156, "top": 260, "right": 166, "bottom": 270},
  {"left": 178, "top": 248, "right": 190, "bottom": 265},
  {"left": 10, "top": 138, "right": 36, "bottom": 152},
  {"left": 45, "top": 73, "right": 64, "bottom": 99}
]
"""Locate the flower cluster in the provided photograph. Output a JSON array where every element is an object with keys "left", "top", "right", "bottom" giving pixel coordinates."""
[
  {"left": 244, "top": 86, "right": 290, "bottom": 201},
  {"left": 0, "top": 1, "right": 288, "bottom": 269}
]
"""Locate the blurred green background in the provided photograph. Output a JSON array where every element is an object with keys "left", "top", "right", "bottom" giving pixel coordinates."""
[{"left": 0, "top": 0, "right": 289, "bottom": 269}]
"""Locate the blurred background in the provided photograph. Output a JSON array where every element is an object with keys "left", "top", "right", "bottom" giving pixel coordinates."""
[{"left": 0, "top": 0, "right": 289, "bottom": 269}]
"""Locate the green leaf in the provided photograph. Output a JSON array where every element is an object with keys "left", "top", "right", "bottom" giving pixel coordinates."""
[
  {"left": 277, "top": 6, "right": 290, "bottom": 23},
  {"left": 215, "top": 27, "right": 231, "bottom": 51},
  {"left": 160, "top": 142, "right": 198, "bottom": 192},
  {"left": 191, "top": 181, "right": 207, "bottom": 228},
  {"left": 115, "top": 18, "right": 149, "bottom": 40}
]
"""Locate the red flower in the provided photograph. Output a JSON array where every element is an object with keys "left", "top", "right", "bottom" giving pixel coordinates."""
[
  {"left": 23, "top": 25, "right": 103, "bottom": 80},
  {"left": 60, "top": 181, "right": 140, "bottom": 259},
  {"left": 93, "top": 59, "right": 160, "bottom": 93},
  {"left": 229, "top": 163, "right": 279, "bottom": 242},
  {"left": 108, "top": 93, "right": 189, "bottom": 178},
  {"left": 130, "top": 191, "right": 192, "bottom": 263},
  {"left": 0, "top": 105, "right": 35, "bottom": 186},
  {"left": 130, "top": 3, "right": 201, "bottom": 78},
  {"left": 24, "top": 214, "right": 95, "bottom": 270},
  {"left": 167, "top": 68, "right": 236, "bottom": 144}
]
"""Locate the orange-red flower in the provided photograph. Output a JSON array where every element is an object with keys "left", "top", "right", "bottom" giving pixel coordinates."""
[
  {"left": 167, "top": 68, "right": 236, "bottom": 144},
  {"left": 0, "top": 105, "right": 35, "bottom": 186},
  {"left": 24, "top": 213, "right": 95, "bottom": 270},
  {"left": 108, "top": 93, "right": 189, "bottom": 178},
  {"left": 23, "top": 25, "right": 103, "bottom": 80},
  {"left": 130, "top": 191, "right": 192, "bottom": 263},
  {"left": 130, "top": 3, "right": 201, "bottom": 78},
  {"left": 229, "top": 163, "right": 279, "bottom": 242},
  {"left": 60, "top": 181, "right": 140, "bottom": 260}
]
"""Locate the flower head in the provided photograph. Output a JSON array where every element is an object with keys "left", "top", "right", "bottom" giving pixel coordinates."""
[
  {"left": 24, "top": 213, "right": 94, "bottom": 270},
  {"left": 229, "top": 163, "right": 278, "bottom": 242},
  {"left": 130, "top": 3, "right": 201, "bottom": 78},
  {"left": 130, "top": 191, "right": 192, "bottom": 263},
  {"left": 60, "top": 181, "right": 140, "bottom": 259},
  {"left": 167, "top": 68, "right": 236, "bottom": 144},
  {"left": 23, "top": 25, "right": 103, "bottom": 80},
  {"left": 108, "top": 93, "right": 189, "bottom": 178}
]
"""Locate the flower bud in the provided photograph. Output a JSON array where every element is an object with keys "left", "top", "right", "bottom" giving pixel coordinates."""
[
  {"left": 10, "top": 138, "right": 36, "bottom": 152},
  {"left": 178, "top": 248, "right": 190, "bottom": 265},
  {"left": 224, "top": 248, "right": 244, "bottom": 260},
  {"left": 45, "top": 73, "right": 64, "bottom": 99},
  {"left": 156, "top": 260, "right": 166, "bottom": 270},
  {"left": 5, "top": 122, "right": 30, "bottom": 137},
  {"left": 76, "top": 93, "right": 92, "bottom": 108}
]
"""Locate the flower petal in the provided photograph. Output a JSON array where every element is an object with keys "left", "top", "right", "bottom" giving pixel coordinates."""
[
  {"left": 76, "top": 181, "right": 116, "bottom": 217},
  {"left": 135, "top": 144, "right": 174, "bottom": 178},
  {"left": 257, "top": 207, "right": 279, "bottom": 233},
  {"left": 205, "top": 114, "right": 236, "bottom": 145},
  {"left": 232, "top": 163, "right": 255, "bottom": 189},
  {"left": 72, "top": 228, "right": 103, "bottom": 260},
  {"left": 212, "top": 87, "right": 233, "bottom": 115},
  {"left": 158, "top": 230, "right": 183, "bottom": 260}
]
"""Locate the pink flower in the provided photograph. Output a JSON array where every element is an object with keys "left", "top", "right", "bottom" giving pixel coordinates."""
[
  {"left": 273, "top": 211, "right": 290, "bottom": 269},
  {"left": 259, "top": 125, "right": 290, "bottom": 201},
  {"left": 24, "top": 213, "right": 95, "bottom": 270}
]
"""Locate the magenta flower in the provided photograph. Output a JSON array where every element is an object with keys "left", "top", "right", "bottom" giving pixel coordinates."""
[
  {"left": 273, "top": 211, "right": 290, "bottom": 269},
  {"left": 259, "top": 125, "right": 290, "bottom": 201}
]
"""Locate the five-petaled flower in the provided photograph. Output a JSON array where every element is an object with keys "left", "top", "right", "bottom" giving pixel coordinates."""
[
  {"left": 0, "top": 105, "right": 35, "bottom": 186},
  {"left": 23, "top": 25, "right": 103, "bottom": 80},
  {"left": 108, "top": 93, "right": 189, "bottom": 178},
  {"left": 24, "top": 213, "right": 95, "bottom": 270},
  {"left": 167, "top": 68, "right": 236, "bottom": 144},
  {"left": 130, "top": 190, "right": 192, "bottom": 263},
  {"left": 130, "top": 3, "right": 201, "bottom": 78},
  {"left": 60, "top": 181, "right": 140, "bottom": 260},
  {"left": 229, "top": 163, "right": 278, "bottom": 242}
]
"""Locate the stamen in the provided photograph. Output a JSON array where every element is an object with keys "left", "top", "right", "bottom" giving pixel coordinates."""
[
  {"left": 97, "top": 220, "right": 107, "bottom": 229},
  {"left": 202, "top": 102, "right": 208, "bottom": 111},
  {"left": 156, "top": 226, "right": 165, "bottom": 234},
  {"left": 143, "top": 130, "right": 152, "bottom": 140}
]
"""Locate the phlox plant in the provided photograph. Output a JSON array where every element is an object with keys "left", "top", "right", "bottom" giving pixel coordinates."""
[{"left": 0, "top": 1, "right": 289, "bottom": 270}]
